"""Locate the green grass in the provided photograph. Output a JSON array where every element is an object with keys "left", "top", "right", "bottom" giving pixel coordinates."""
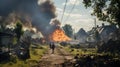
[
  {"left": 63, "top": 45, "right": 120, "bottom": 60},
  {"left": 0, "top": 59, "right": 29, "bottom": 67},
  {"left": 29, "top": 45, "right": 48, "bottom": 60},
  {"left": 64, "top": 45, "right": 98, "bottom": 56},
  {"left": 13, "top": 37, "right": 17, "bottom": 45},
  {"left": 0, "top": 45, "right": 48, "bottom": 67}
]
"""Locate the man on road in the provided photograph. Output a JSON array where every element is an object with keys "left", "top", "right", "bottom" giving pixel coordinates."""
[{"left": 49, "top": 42, "right": 55, "bottom": 54}]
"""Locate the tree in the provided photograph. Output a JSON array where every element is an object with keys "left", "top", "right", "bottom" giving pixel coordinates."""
[
  {"left": 14, "top": 21, "right": 23, "bottom": 42},
  {"left": 83, "top": 0, "right": 120, "bottom": 28},
  {"left": 62, "top": 24, "right": 73, "bottom": 38}
]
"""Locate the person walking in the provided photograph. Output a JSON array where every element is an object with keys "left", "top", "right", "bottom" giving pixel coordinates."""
[{"left": 50, "top": 42, "right": 55, "bottom": 54}]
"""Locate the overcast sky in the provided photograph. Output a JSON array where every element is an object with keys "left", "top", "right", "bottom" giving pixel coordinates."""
[{"left": 53, "top": 0, "right": 109, "bottom": 32}]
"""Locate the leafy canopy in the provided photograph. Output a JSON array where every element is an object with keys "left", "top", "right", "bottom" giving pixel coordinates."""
[
  {"left": 14, "top": 20, "right": 24, "bottom": 41},
  {"left": 62, "top": 24, "right": 73, "bottom": 38},
  {"left": 83, "top": 0, "right": 120, "bottom": 28}
]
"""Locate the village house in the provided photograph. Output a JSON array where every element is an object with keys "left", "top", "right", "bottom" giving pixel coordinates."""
[
  {"left": 97, "top": 23, "right": 117, "bottom": 43},
  {"left": 75, "top": 28, "right": 88, "bottom": 43},
  {"left": 0, "top": 28, "right": 15, "bottom": 51},
  {"left": 84, "top": 23, "right": 118, "bottom": 47},
  {"left": 0, "top": 31, "right": 15, "bottom": 62}
]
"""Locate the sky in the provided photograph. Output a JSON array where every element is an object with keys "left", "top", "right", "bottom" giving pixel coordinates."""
[{"left": 53, "top": 0, "right": 109, "bottom": 32}]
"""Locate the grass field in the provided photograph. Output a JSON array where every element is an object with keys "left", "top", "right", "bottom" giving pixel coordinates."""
[
  {"left": 0, "top": 45, "right": 48, "bottom": 67},
  {"left": 64, "top": 45, "right": 97, "bottom": 56},
  {"left": 63, "top": 45, "right": 120, "bottom": 67}
]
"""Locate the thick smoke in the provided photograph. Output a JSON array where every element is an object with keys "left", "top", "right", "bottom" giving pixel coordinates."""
[{"left": 0, "top": 0, "right": 56, "bottom": 40}]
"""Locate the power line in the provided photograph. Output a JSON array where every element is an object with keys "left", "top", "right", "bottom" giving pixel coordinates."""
[
  {"left": 61, "top": 0, "right": 68, "bottom": 22},
  {"left": 64, "top": 0, "right": 77, "bottom": 23},
  {"left": 94, "top": 18, "right": 96, "bottom": 27}
]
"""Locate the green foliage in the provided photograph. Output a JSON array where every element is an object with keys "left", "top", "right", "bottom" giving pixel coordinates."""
[
  {"left": 62, "top": 24, "right": 73, "bottom": 38},
  {"left": 83, "top": 0, "right": 120, "bottom": 28},
  {"left": 0, "top": 24, "right": 5, "bottom": 32},
  {"left": 13, "top": 37, "right": 17, "bottom": 45},
  {"left": 10, "top": 55, "right": 17, "bottom": 63},
  {"left": 30, "top": 45, "right": 48, "bottom": 60},
  {"left": 14, "top": 21, "right": 24, "bottom": 41},
  {"left": 98, "top": 39, "right": 120, "bottom": 55},
  {"left": 0, "top": 45, "right": 48, "bottom": 67}
]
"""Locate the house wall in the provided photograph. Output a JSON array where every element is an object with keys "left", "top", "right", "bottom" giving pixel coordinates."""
[
  {"left": 1, "top": 36, "right": 13, "bottom": 47},
  {"left": 76, "top": 35, "right": 87, "bottom": 43}
]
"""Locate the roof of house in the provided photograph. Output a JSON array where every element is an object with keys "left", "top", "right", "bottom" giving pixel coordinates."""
[
  {"left": 97, "top": 25, "right": 117, "bottom": 34},
  {"left": 76, "top": 28, "right": 88, "bottom": 37},
  {"left": 0, "top": 32, "right": 14, "bottom": 37}
]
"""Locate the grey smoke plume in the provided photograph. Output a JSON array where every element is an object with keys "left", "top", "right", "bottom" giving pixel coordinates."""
[{"left": 0, "top": 0, "right": 56, "bottom": 40}]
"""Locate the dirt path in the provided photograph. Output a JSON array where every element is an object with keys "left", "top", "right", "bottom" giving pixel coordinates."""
[{"left": 38, "top": 45, "right": 75, "bottom": 67}]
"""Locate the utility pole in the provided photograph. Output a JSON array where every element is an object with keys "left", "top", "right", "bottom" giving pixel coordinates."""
[
  {"left": 94, "top": 18, "right": 96, "bottom": 28},
  {"left": 73, "top": 28, "right": 76, "bottom": 40}
]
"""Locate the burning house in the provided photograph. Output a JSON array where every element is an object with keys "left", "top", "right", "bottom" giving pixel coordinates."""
[
  {"left": 49, "top": 18, "right": 71, "bottom": 42},
  {"left": 0, "top": 0, "right": 74, "bottom": 61},
  {"left": 0, "top": 0, "right": 56, "bottom": 41},
  {"left": 0, "top": 0, "right": 72, "bottom": 43},
  {"left": 0, "top": 31, "right": 15, "bottom": 62},
  {"left": 50, "top": 27, "right": 71, "bottom": 42}
]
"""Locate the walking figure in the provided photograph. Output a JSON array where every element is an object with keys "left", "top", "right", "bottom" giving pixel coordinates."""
[{"left": 49, "top": 42, "right": 55, "bottom": 54}]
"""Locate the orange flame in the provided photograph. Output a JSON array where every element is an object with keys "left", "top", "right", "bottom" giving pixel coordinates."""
[{"left": 50, "top": 28, "right": 71, "bottom": 42}]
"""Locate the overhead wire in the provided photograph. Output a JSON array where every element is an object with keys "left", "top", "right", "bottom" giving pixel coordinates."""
[
  {"left": 64, "top": 0, "right": 77, "bottom": 23},
  {"left": 61, "top": 0, "right": 68, "bottom": 22}
]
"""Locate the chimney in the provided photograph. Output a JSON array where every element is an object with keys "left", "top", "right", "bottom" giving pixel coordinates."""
[
  {"left": 102, "top": 23, "right": 105, "bottom": 27},
  {"left": 97, "top": 25, "right": 99, "bottom": 28}
]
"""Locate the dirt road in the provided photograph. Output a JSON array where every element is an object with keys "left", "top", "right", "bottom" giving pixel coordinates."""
[{"left": 38, "top": 45, "right": 75, "bottom": 67}]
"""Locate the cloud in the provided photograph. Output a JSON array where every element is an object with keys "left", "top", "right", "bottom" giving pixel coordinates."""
[
  {"left": 56, "top": 7, "right": 82, "bottom": 17},
  {"left": 56, "top": 8, "right": 94, "bottom": 31},
  {"left": 62, "top": 0, "right": 81, "bottom": 6},
  {"left": 64, "top": 13, "right": 82, "bottom": 18},
  {"left": 38, "top": 0, "right": 47, "bottom": 4},
  {"left": 56, "top": 8, "right": 63, "bottom": 12},
  {"left": 55, "top": 8, "right": 108, "bottom": 32},
  {"left": 75, "top": 18, "right": 93, "bottom": 23},
  {"left": 54, "top": 0, "right": 110, "bottom": 32},
  {"left": 89, "top": 10, "right": 93, "bottom": 14},
  {"left": 60, "top": 13, "right": 94, "bottom": 32},
  {"left": 68, "top": 18, "right": 94, "bottom": 32}
]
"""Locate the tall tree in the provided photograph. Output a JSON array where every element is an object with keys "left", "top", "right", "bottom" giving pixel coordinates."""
[
  {"left": 62, "top": 24, "right": 73, "bottom": 38},
  {"left": 14, "top": 21, "right": 23, "bottom": 42},
  {"left": 83, "top": 0, "right": 120, "bottom": 28}
]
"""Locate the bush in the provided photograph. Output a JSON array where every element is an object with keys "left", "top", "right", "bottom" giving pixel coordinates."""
[
  {"left": 74, "top": 54, "right": 120, "bottom": 67},
  {"left": 10, "top": 55, "right": 17, "bottom": 63},
  {"left": 70, "top": 44, "right": 81, "bottom": 49},
  {"left": 98, "top": 39, "right": 120, "bottom": 55}
]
